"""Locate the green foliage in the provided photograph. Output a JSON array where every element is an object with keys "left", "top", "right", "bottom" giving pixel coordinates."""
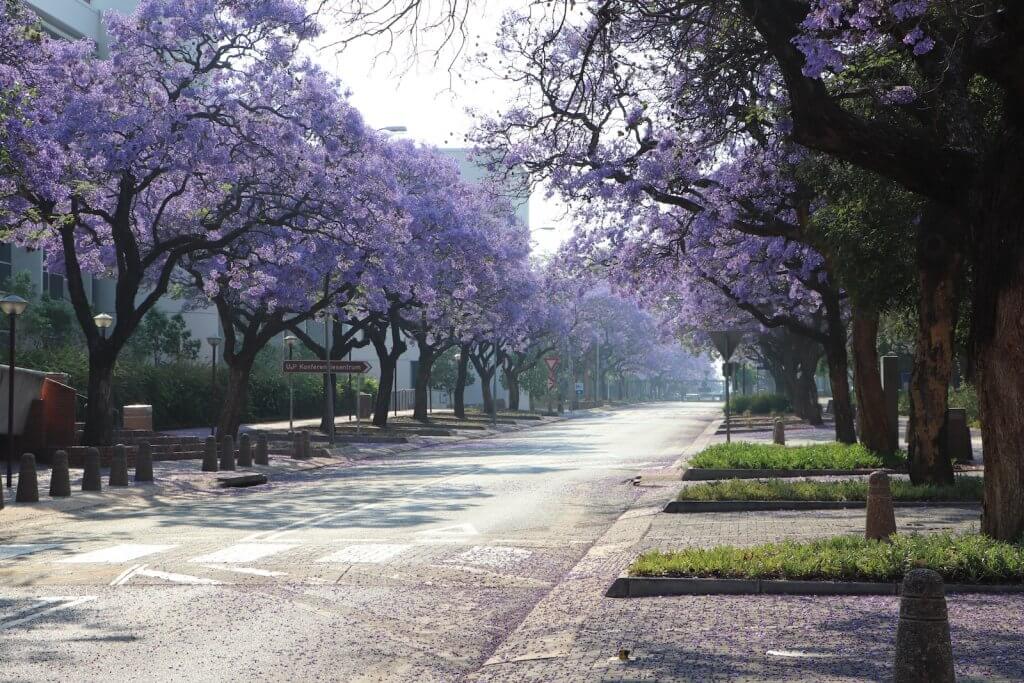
[
  {"left": 689, "top": 442, "right": 905, "bottom": 470},
  {"left": 430, "top": 347, "right": 475, "bottom": 395},
  {"left": 124, "top": 308, "right": 200, "bottom": 365},
  {"left": 629, "top": 533, "right": 1024, "bottom": 584},
  {"left": 949, "top": 383, "right": 980, "bottom": 426},
  {"left": 727, "top": 392, "right": 790, "bottom": 415},
  {"left": 2, "top": 271, "right": 81, "bottom": 348},
  {"left": 677, "top": 476, "right": 984, "bottom": 502}
]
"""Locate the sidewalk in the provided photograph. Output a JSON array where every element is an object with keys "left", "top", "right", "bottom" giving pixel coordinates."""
[
  {"left": 163, "top": 407, "right": 458, "bottom": 438},
  {"left": 470, "top": 419, "right": 1022, "bottom": 681}
]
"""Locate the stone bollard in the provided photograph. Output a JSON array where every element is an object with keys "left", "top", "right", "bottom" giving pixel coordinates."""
[
  {"left": 49, "top": 450, "right": 71, "bottom": 497},
  {"left": 292, "top": 432, "right": 302, "bottom": 459},
  {"left": 894, "top": 569, "right": 955, "bottom": 683},
  {"left": 202, "top": 436, "right": 219, "bottom": 472},
  {"left": 109, "top": 444, "right": 129, "bottom": 486},
  {"left": 135, "top": 441, "right": 154, "bottom": 483},
  {"left": 82, "top": 447, "right": 102, "bottom": 492},
  {"left": 866, "top": 470, "right": 897, "bottom": 540},
  {"left": 772, "top": 418, "right": 786, "bottom": 446},
  {"left": 220, "top": 434, "right": 236, "bottom": 471},
  {"left": 255, "top": 434, "right": 269, "bottom": 466},
  {"left": 15, "top": 453, "right": 39, "bottom": 503},
  {"left": 237, "top": 433, "right": 252, "bottom": 468},
  {"left": 302, "top": 430, "right": 313, "bottom": 460}
]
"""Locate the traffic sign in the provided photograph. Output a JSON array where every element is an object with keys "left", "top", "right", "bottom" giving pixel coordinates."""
[
  {"left": 283, "top": 360, "right": 372, "bottom": 374},
  {"left": 575, "top": 382, "right": 584, "bottom": 395},
  {"left": 544, "top": 356, "right": 560, "bottom": 371}
]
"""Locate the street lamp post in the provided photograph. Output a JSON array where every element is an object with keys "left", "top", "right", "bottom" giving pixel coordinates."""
[
  {"left": 207, "top": 336, "right": 222, "bottom": 436},
  {"left": 93, "top": 313, "right": 113, "bottom": 339},
  {"left": 2, "top": 295, "right": 28, "bottom": 490},
  {"left": 284, "top": 335, "right": 297, "bottom": 435}
]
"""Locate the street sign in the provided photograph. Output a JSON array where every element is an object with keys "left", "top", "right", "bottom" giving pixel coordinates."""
[
  {"left": 283, "top": 360, "right": 372, "bottom": 374},
  {"left": 575, "top": 382, "right": 584, "bottom": 393},
  {"left": 709, "top": 330, "right": 744, "bottom": 361},
  {"left": 547, "top": 376, "right": 557, "bottom": 390},
  {"left": 544, "top": 356, "right": 560, "bottom": 371}
]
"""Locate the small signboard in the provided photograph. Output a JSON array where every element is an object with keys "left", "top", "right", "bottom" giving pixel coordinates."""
[
  {"left": 575, "top": 382, "right": 584, "bottom": 396},
  {"left": 283, "top": 360, "right": 372, "bottom": 374}
]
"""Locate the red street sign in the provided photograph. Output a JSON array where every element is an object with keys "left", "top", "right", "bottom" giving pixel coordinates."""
[
  {"left": 544, "top": 356, "right": 560, "bottom": 371},
  {"left": 283, "top": 360, "right": 372, "bottom": 374},
  {"left": 547, "top": 376, "right": 557, "bottom": 390}
]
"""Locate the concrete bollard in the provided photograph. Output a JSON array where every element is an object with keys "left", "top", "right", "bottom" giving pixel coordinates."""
[
  {"left": 202, "top": 436, "right": 219, "bottom": 472},
  {"left": 866, "top": 470, "right": 897, "bottom": 540},
  {"left": 15, "top": 453, "right": 39, "bottom": 503},
  {"left": 237, "top": 433, "right": 252, "bottom": 468},
  {"left": 292, "top": 432, "right": 302, "bottom": 459},
  {"left": 255, "top": 434, "right": 269, "bottom": 466},
  {"left": 772, "top": 418, "right": 786, "bottom": 446},
  {"left": 50, "top": 450, "right": 71, "bottom": 497},
  {"left": 894, "top": 569, "right": 955, "bottom": 683},
  {"left": 135, "top": 441, "right": 154, "bottom": 483},
  {"left": 109, "top": 444, "right": 129, "bottom": 486},
  {"left": 83, "top": 447, "right": 102, "bottom": 492},
  {"left": 220, "top": 434, "right": 235, "bottom": 471},
  {"left": 302, "top": 430, "right": 313, "bottom": 460}
]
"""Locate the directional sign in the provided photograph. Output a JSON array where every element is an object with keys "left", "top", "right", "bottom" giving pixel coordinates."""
[
  {"left": 709, "top": 330, "right": 744, "bottom": 361},
  {"left": 544, "top": 356, "right": 561, "bottom": 371},
  {"left": 575, "top": 382, "right": 584, "bottom": 395},
  {"left": 283, "top": 360, "right": 372, "bottom": 374}
]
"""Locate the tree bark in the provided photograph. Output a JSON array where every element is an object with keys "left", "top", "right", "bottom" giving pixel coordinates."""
[
  {"left": 373, "top": 356, "right": 395, "bottom": 428},
  {"left": 907, "top": 210, "right": 960, "bottom": 486},
  {"left": 851, "top": 309, "right": 892, "bottom": 454},
  {"left": 454, "top": 344, "right": 470, "bottom": 419},
  {"left": 823, "top": 336, "right": 857, "bottom": 444},
  {"left": 507, "top": 369, "right": 521, "bottom": 411},
  {"left": 83, "top": 350, "right": 115, "bottom": 446},
  {"left": 217, "top": 358, "right": 255, "bottom": 438},
  {"left": 413, "top": 344, "right": 434, "bottom": 421},
  {"left": 757, "top": 331, "right": 822, "bottom": 425}
]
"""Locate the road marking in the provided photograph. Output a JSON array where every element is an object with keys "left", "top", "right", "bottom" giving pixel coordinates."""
[
  {"left": 109, "top": 563, "right": 146, "bottom": 586},
  {"left": 316, "top": 544, "right": 410, "bottom": 564},
  {"left": 766, "top": 650, "right": 832, "bottom": 659},
  {"left": 189, "top": 543, "right": 296, "bottom": 564},
  {"left": 0, "top": 544, "right": 58, "bottom": 560},
  {"left": 59, "top": 544, "right": 176, "bottom": 564},
  {"left": 416, "top": 523, "right": 479, "bottom": 539},
  {"left": 199, "top": 565, "right": 288, "bottom": 577},
  {"left": 0, "top": 596, "right": 97, "bottom": 630},
  {"left": 451, "top": 545, "right": 532, "bottom": 568},
  {"left": 133, "top": 569, "right": 222, "bottom": 586}
]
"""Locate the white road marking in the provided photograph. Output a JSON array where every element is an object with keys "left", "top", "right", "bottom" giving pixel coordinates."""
[
  {"left": 59, "top": 544, "right": 176, "bottom": 564},
  {"left": 416, "top": 523, "right": 479, "bottom": 539},
  {"left": 109, "top": 563, "right": 146, "bottom": 586},
  {"left": 199, "top": 565, "right": 288, "bottom": 577},
  {"left": 316, "top": 543, "right": 411, "bottom": 564},
  {"left": 0, "top": 544, "right": 58, "bottom": 560},
  {"left": 451, "top": 546, "right": 532, "bottom": 568},
  {"left": 0, "top": 596, "right": 97, "bottom": 630},
  {"left": 766, "top": 650, "right": 832, "bottom": 659},
  {"left": 133, "top": 569, "right": 222, "bottom": 585},
  {"left": 189, "top": 543, "right": 296, "bottom": 564}
]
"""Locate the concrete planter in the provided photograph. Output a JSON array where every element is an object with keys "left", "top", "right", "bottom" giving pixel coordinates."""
[
  {"left": 664, "top": 500, "right": 983, "bottom": 513},
  {"left": 680, "top": 467, "right": 900, "bottom": 481},
  {"left": 607, "top": 575, "right": 1024, "bottom": 598}
]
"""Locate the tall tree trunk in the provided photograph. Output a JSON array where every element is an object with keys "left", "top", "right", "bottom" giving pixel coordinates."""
[
  {"left": 479, "top": 369, "right": 494, "bottom": 414},
  {"left": 758, "top": 331, "right": 822, "bottom": 425},
  {"left": 319, "top": 378, "right": 339, "bottom": 433},
  {"left": 373, "top": 356, "right": 395, "bottom": 428},
  {"left": 823, "top": 337, "right": 857, "bottom": 444},
  {"left": 507, "top": 370, "right": 521, "bottom": 411},
  {"left": 413, "top": 345, "right": 434, "bottom": 421},
  {"left": 851, "top": 309, "right": 892, "bottom": 454},
  {"left": 217, "top": 356, "right": 256, "bottom": 438},
  {"left": 83, "top": 350, "right": 115, "bottom": 446},
  {"left": 454, "top": 345, "right": 470, "bottom": 419},
  {"left": 907, "top": 209, "right": 960, "bottom": 486}
]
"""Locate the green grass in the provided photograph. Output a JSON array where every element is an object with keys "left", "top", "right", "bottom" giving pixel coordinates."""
[
  {"left": 630, "top": 533, "right": 1024, "bottom": 583},
  {"left": 677, "top": 476, "right": 984, "bottom": 502},
  {"left": 689, "top": 442, "right": 906, "bottom": 470}
]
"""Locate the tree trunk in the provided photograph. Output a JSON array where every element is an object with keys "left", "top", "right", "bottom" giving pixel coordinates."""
[
  {"left": 758, "top": 331, "right": 822, "bottom": 425},
  {"left": 319, "top": 378, "right": 339, "bottom": 433},
  {"left": 479, "top": 369, "right": 494, "bottom": 415},
  {"left": 83, "top": 350, "right": 115, "bottom": 446},
  {"left": 823, "top": 337, "right": 857, "bottom": 444},
  {"left": 413, "top": 345, "right": 434, "bottom": 421},
  {"left": 851, "top": 309, "right": 892, "bottom": 454},
  {"left": 373, "top": 357, "right": 395, "bottom": 428},
  {"left": 907, "top": 209, "right": 960, "bottom": 486},
  {"left": 507, "top": 370, "right": 520, "bottom": 411},
  {"left": 217, "top": 358, "right": 255, "bottom": 438},
  {"left": 454, "top": 345, "right": 470, "bottom": 419}
]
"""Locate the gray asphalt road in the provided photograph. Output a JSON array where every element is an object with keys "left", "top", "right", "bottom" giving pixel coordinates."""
[{"left": 0, "top": 402, "right": 718, "bottom": 682}]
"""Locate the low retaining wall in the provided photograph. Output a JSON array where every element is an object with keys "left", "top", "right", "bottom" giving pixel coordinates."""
[
  {"left": 607, "top": 576, "right": 1024, "bottom": 598},
  {"left": 681, "top": 467, "right": 898, "bottom": 481},
  {"left": 664, "top": 500, "right": 983, "bottom": 513}
]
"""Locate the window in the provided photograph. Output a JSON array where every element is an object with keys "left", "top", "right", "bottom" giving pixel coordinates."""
[
  {"left": 0, "top": 243, "right": 11, "bottom": 290},
  {"left": 42, "top": 268, "right": 64, "bottom": 299}
]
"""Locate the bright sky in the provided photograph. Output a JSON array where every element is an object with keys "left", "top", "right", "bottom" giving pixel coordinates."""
[{"left": 309, "top": 2, "right": 572, "bottom": 256}]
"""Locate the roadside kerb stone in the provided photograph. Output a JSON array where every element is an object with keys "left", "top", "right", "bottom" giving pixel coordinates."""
[
  {"left": 237, "top": 433, "right": 252, "bottom": 468},
  {"left": 134, "top": 441, "right": 154, "bottom": 483},
  {"left": 681, "top": 467, "right": 895, "bottom": 481},
  {"left": 255, "top": 434, "right": 268, "bottom": 465},
  {"left": 663, "top": 500, "right": 982, "bottom": 513},
  {"left": 49, "top": 450, "right": 71, "bottom": 497},
  {"left": 894, "top": 569, "right": 955, "bottom": 683},
  {"left": 219, "top": 434, "right": 235, "bottom": 471},
  {"left": 15, "top": 453, "right": 39, "bottom": 503},
  {"left": 108, "top": 444, "right": 129, "bottom": 487},
  {"left": 82, "top": 447, "right": 102, "bottom": 491},
  {"left": 202, "top": 436, "right": 218, "bottom": 472}
]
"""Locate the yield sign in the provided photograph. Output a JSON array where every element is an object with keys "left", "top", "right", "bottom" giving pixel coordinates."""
[
  {"left": 544, "top": 356, "right": 561, "bottom": 371},
  {"left": 709, "top": 331, "right": 744, "bottom": 361}
]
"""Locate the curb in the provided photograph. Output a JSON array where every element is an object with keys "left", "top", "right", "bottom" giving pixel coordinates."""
[
  {"left": 606, "top": 576, "right": 1024, "bottom": 598},
  {"left": 663, "top": 500, "right": 983, "bottom": 513},
  {"left": 680, "top": 467, "right": 899, "bottom": 481},
  {"left": 671, "top": 416, "right": 725, "bottom": 471}
]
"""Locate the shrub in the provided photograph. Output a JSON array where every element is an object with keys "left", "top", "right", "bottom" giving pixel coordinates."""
[
  {"left": 727, "top": 393, "right": 790, "bottom": 415},
  {"left": 689, "top": 442, "right": 906, "bottom": 470}
]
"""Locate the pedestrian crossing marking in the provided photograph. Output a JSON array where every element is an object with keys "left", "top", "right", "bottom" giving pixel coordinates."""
[
  {"left": 190, "top": 543, "right": 296, "bottom": 564},
  {"left": 58, "top": 544, "right": 176, "bottom": 564},
  {"left": 316, "top": 544, "right": 410, "bottom": 564},
  {"left": 0, "top": 544, "right": 58, "bottom": 561},
  {"left": 451, "top": 545, "right": 532, "bottom": 568}
]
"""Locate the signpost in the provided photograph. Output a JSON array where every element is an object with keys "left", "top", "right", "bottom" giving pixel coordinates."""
[
  {"left": 709, "top": 331, "right": 744, "bottom": 444},
  {"left": 283, "top": 359, "right": 373, "bottom": 436},
  {"left": 544, "top": 356, "right": 561, "bottom": 392}
]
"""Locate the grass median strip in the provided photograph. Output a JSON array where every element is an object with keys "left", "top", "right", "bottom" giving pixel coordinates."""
[
  {"left": 676, "top": 476, "right": 984, "bottom": 502},
  {"left": 630, "top": 533, "right": 1024, "bottom": 584},
  {"left": 689, "top": 442, "right": 906, "bottom": 470}
]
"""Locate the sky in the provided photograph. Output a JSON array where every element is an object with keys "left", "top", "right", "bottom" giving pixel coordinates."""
[{"left": 309, "top": 1, "right": 572, "bottom": 256}]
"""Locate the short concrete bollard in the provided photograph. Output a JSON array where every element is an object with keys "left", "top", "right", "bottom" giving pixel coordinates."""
[
  {"left": 894, "top": 569, "right": 955, "bottom": 683},
  {"left": 202, "top": 436, "right": 219, "bottom": 472},
  {"left": 15, "top": 453, "right": 39, "bottom": 503},
  {"left": 237, "top": 433, "right": 252, "bottom": 468},
  {"left": 50, "top": 450, "right": 71, "bottom": 497},
  {"left": 292, "top": 432, "right": 302, "bottom": 459},
  {"left": 135, "top": 441, "right": 154, "bottom": 483},
  {"left": 83, "top": 447, "right": 102, "bottom": 492},
  {"left": 255, "top": 434, "right": 269, "bottom": 466},
  {"left": 772, "top": 418, "right": 786, "bottom": 446},
  {"left": 866, "top": 470, "right": 897, "bottom": 540},
  {"left": 302, "top": 430, "right": 312, "bottom": 460},
  {"left": 109, "top": 444, "right": 129, "bottom": 487},
  {"left": 220, "top": 434, "right": 235, "bottom": 471}
]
